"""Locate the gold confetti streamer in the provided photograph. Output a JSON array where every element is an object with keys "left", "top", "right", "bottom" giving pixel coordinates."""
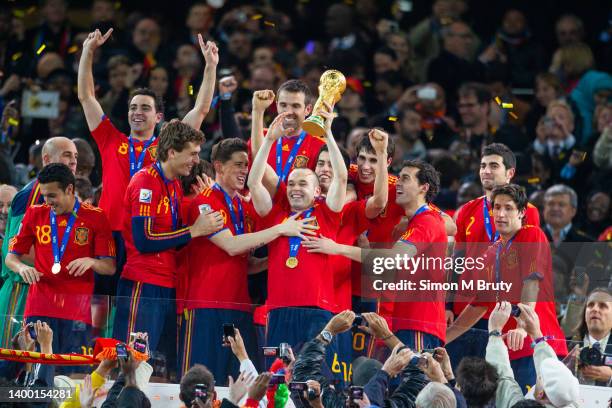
[
  {"left": 495, "top": 96, "right": 502, "bottom": 105},
  {"left": 501, "top": 103, "right": 513, "bottom": 109},
  {"left": 264, "top": 21, "right": 275, "bottom": 27},
  {"left": 252, "top": 14, "right": 263, "bottom": 20},
  {"left": 388, "top": 116, "right": 398, "bottom": 122},
  {"left": 509, "top": 112, "right": 518, "bottom": 120},
  {"left": 188, "top": 85, "right": 194, "bottom": 96},
  {"left": 11, "top": 52, "right": 22, "bottom": 61},
  {"left": 68, "top": 45, "right": 79, "bottom": 54},
  {"left": 8, "top": 118, "right": 19, "bottom": 127},
  {"left": 36, "top": 44, "right": 46, "bottom": 55}
]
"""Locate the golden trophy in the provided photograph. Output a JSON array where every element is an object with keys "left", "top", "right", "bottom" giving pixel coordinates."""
[{"left": 302, "top": 69, "right": 346, "bottom": 137}]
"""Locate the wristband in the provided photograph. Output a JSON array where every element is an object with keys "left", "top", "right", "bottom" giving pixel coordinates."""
[
  {"left": 381, "top": 333, "right": 395, "bottom": 341},
  {"left": 531, "top": 335, "right": 553, "bottom": 348},
  {"left": 488, "top": 330, "right": 502, "bottom": 337},
  {"left": 245, "top": 398, "right": 259, "bottom": 408}
]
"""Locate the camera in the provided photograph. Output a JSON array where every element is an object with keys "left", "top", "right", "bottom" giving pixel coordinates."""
[
  {"left": 194, "top": 384, "right": 208, "bottom": 403},
  {"left": 116, "top": 343, "right": 128, "bottom": 361},
  {"left": 133, "top": 338, "right": 147, "bottom": 354},
  {"left": 269, "top": 373, "right": 286, "bottom": 385},
  {"left": 289, "top": 382, "right": 307, "bottom": 392},
  {"left": 352, "top": 315, "right": 368, "bottom": 328},
  {"left": 279, "top": 342, "right": 291, "bottom": 362},
  {"left": 27, "top": 323, "right": 37, "bottom": 340},
  {"left": 349, "top": 386, "right": 364, "bottom": 400},
  {"left": 510, "top": 304, "right": 521, "bottom": 318},
  {"left": 422, "top": 348, "right": 438, "bottom": 358},
  {"left": 579, "top": 344, "right": 612, "bottom": 367},
  {"left": 222, "top": 323, "right": 235, "bottom": 346}
]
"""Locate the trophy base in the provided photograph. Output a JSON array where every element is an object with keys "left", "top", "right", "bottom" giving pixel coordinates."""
[{"left": 302, "top": 115, "right": 326, "bottom": 137}]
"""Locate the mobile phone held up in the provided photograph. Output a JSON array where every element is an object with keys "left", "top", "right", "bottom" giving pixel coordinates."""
[
  {"left": 116, "top": 343, "right": 129, "bottom": 361},
  {"left": 222, "top": 323, "right": 236, "bottom": 346}
]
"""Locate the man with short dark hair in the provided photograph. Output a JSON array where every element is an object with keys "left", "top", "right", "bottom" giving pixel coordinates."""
[
  {"left": 455, "top": 357, "right": 498, "bottom": 407},
  {"left": 0, "top": 137, "right": 78, "bottom": 348},
  {"left": 77, "top": 27, "right": 218, "bottom": 297},
  {"left": 5, "top": 163, "right": 115, "bottom": 355},
  {"left": 113, "top": 121, "right": 224, "bottom": 361},
  {"left": 461, "top": 185, "right": 567, "bottom": 392},
  {"left": 249, "top": 81, "right": 325, "bottom": 178},
  {"left": 179, "top": 137, "right": 317, "bottom": 380},
  {"left": 446, "top": 143, "right": 541, "bottom": 369},
  {"left": 180, "top": 364, "right": 216, "bottom": 408}
]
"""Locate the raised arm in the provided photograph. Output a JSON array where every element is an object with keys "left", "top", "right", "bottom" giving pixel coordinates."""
[
  {"left": 247, "top": 112, "right": 291, "bottom": 217},
  {"left": 182, "top": 35, "right": 218, "bottom": 130},
  {"left": 320, "top": 105, "right": 347, "bottom": 213},
  {"left": 77, "top": 28, "right": 113, "bottom": 131},
  {"left": 250, "top": 90, "right": 275, "bottom": 156},
  {"left": 365, "top": 129, "right": 389, "bottom": 218}
]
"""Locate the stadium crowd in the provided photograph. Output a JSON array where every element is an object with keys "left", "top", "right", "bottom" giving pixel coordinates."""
[{"left": 0, "top": 0, "right": 611, "bottom": 407}]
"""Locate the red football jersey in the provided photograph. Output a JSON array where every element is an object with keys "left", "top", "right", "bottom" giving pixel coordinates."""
[
  {"left": 182, "top": 187, "right": 258, "bottom": 311},
  {"left": 247, "top": 131, "right": 325, "bottom": 174},
  {"left": 332, "top": 200, "right": 374, "bottom": 312},
  {"left": 260, "top": 190, "right": 341, "bottom": 311},
  {"left": 122, "top": 165, "right": 186, "bottom": 288},
  {"left": 453, "top": 195, "right": 541, "bottom": 316},
  {"left": 348, "top": 164, "right": 403, "bottom": 245},
  {"left": 91, "top": 117, "right": 158, "bottom": 231},
  {"left": 387, "top": 208, "right": 448, "bottom": 342},
  {"left": 8, "top": 202, "right": 115, "bottom": 323},
  {"left": 472, "top": 225, "right": 567, "bottom": 359}
]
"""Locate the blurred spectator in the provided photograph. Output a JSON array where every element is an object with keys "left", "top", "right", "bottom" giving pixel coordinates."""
[
  {"left": 325, "top": 3, "right": 372, "bottom": 68},
  {"left": 427, "top": 21, "right": 484, "bottom": 103},
  {"left": 479, "top": 9, "right": 544, "bottom": 89},
  {"left": 578, "top": 191, "right": 611, "bottom": 238},
  {"left": 414, "top": 382, "right": 457, "bottom": 408},
  {"left": 593, "top": 125, "right": 612, "bottom": 172},
  {"left": 567, "top": 287, "right": 612, "bottom": 386},
  {"left": 71, "top": 137, "right": 96, "bottom": 180},
  {"left": 390, "top": 106, "right": 426, "bottom": 172},
  {"left": 533, "top": 101, "right": 590, "bottom": 190},
  {"left": 74, "top": 176, "right": 94, "bottom": 203},
  {"left": 555, "top": 14, "right": 585, "bottom": 47},
  {"left": 179, "top": 364, "right": 215, "bottom": 408},
  {"left": 543, "top": 184, "right": 593, "bottom": 245},
  {"left": 454, "top": 357, "right": 498, "bottom": 407},
  {"left": 0, "top": 183, "right": 17, "bottom": 245},
  {"left": 524, "top": 73, "right": 564, "bottom": 141},
  {"left": 222, "top": 29, "right": 253, "bottom": 78},
  {"left": 373, "top": 46, "right": 401, "bottom": 77},
  {"left": 384, "top": 32, "right": 416, "bottom": 83},
  {"left": 485, "top": 67, "right": 531, "bottom": 127},
  {"left": 456, "top": 181, "right": 481, "bottom": 207},
  {"left": 409, "top": 0, "right": 466, "bottom": 83},
  {"left": 25, "top": 0, "right": 75, "bottom": 61},
  {"left": 128, "top": 17, "right": 167, "bottom": 78},
  {"left": 180, "top": 2, "right": 214, "bottom": 46}
]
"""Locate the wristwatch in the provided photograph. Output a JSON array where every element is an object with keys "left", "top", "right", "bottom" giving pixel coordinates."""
[
  {"left": 319, "top": 330, "right": 333, "bottom": 345},
  {"left": 489, "top": 330, "right": 502, "bottom": 337}
]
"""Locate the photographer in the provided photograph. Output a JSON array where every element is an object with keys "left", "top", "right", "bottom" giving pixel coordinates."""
[
  {"left": 569, "top": 287, "right": 612, "bottom": 386},
  {"left": 485, "top": 302, "right": 579, "bottom": 408}
]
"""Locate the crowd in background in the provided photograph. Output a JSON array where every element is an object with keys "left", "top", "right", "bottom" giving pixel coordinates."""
[{"left": 0, "top": 0, "right": 611, "bottom": 406}]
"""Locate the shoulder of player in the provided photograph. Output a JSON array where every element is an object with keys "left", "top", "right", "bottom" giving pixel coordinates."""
[
  {"left": 129, "top": 166, "right": 162, "bottom": 188},
  {"left": 517, "top": 224, "right": 547, "bottom": 241},
  {"left": 10, "top": 185, "right": 35, "bottom": 214}
]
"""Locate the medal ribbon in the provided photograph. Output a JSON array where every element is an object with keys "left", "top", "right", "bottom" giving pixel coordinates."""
[
  {"left": 153, "top": 162, "right": 179, "bottom": 229},
  {"left": 494, "top": 237, "right": 514, "bottom": 299},
  {"left": 128, "top": 134, "right": 157, "bottom": 177},
  {"left": 50, "top": 199, "right": 80, "bottom": 268},
  {"left": 287, "top": 207, "right": 314, "bottom": 261},
  {"left": 276, "top": 131, "right": 306, "bottom": 184},
  {"left": 483, "top": 197, "right": 499, "bottom": 242},
  {"left": 213, "top": 183, "right": 244, "bottom": 234}
]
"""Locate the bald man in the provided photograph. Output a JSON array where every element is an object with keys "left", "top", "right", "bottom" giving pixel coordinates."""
[{"left": 0, "top": 137, "right": 77, "bottom": 347}]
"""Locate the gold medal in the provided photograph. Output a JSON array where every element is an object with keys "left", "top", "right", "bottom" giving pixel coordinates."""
[{"left": 285, "top": 257, "right": 298, "bottom": 268}]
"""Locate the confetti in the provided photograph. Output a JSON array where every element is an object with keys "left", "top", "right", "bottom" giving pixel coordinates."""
[
  {"left": 494, "top": 96, "right": 501, "bottom": 105},
  {"left": 252, "top": 14, "right": 263, "bottom": 20},
  {"left": 11, "top": 52, "right": 22, "bottom": 61},
  {"left": 527, "top": 177, "right": 540, "bottom": 184},
  {"left": 8, "top": 118, "right": 19, "bottom": 127},
  {"left": 501, "top": 103, "right": 513, "bottom": 109},
  {"left": 363, "top": 81, "right": 372, "bottom": 87},
  {"left": 13, "top": 10, "right": 25, "bottom": 18},
  {"left": 68, "top": 45, "right": 79, "bottom": 54},
  {"left": 264, "top": 21, "right": 275, "bottom": 27},
  {"left": 388, "top": 116, "right": 398, "bottom": 122},
  {"left": 26, "top": 6, "right": 36, "bottom": 14},
  {"left": 36, "top": 44, "right": 46, "bottom": 55},
  {"left": 188, "top": 85, "right": 194, "bottom": 96},
  {"left": 509, "top": 112, "right": 518, "bottom": 120}
]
